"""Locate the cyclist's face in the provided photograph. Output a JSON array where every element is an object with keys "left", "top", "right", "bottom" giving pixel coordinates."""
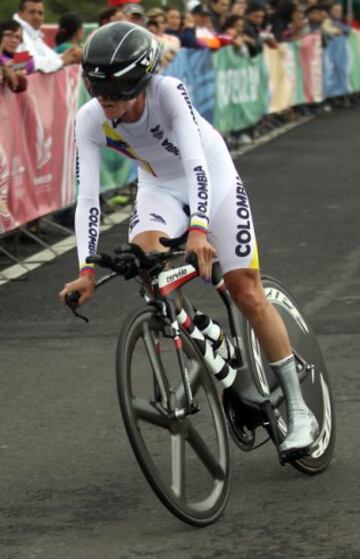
[{"left": 97, "top": 94, "right": 143, "bottom": 121}]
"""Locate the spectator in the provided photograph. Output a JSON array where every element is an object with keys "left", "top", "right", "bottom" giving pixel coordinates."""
[
  {"left": 223, "top": 14, "right": 253, "bottom": 53},
  {"left": 305, "top": 4, "right": 340, "bottom": 44},
  {"left": 164, "top": 5, "right": 205, "bottom": 47},
  {"left": 146, "top": 7, "right": 181, "bottom": 60},
  {"left": 282, "top": 7, "right": 309, "bottom": 40},
  {"left": 269, "top": 0, "right": 297, "bottom": 41},
  {"left": 0, "top": 27, "right": 27, "bottom": 92},
  {"left": 244, "top": 1, "right": 267, "bottom": 55},
  {"left": 190, "top": 4, "right": 238, "bottom": 49},
  {"left": 122, "top": 3, "right": 146, "bottom": 26},
  {"left": 208, "top": 0, "right": 231, "bottom": 31},
  {"left": 190, "top": 4, "right": 222, "bottom": 47},
  {"left": 165, "top": 6, "right": 183, "bottom": 33},
  {"left": 107, "top": 0, "right": 141, "bottom": 5},
  {"left": 329, "top": 2, "right": 351, "bottom": 34},
  {"left": 0, "top": 19, "right": 35, "bottom": 73},
  {"left": 146, "top": 17, "right": 160, "bottom": 35},
  {"left": 98, "top": 7, "right": 125, "bottom": 26},
  {"left": 302, "top": 0, "right": 320, "bottom": 9},
  {"left": 14, "top": 0, "right": 82, "bottom": 72},
  {"left": 230, "top": 0, "right": 248, "bottom": 17},
  {"left": 222, "top": 14, "right": 246, "bottom": 36},
  {"left": 54, "top": 13, "right": 84, "bottom": 54}
]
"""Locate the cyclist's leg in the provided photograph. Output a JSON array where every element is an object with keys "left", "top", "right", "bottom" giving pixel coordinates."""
[{"left": 209, "top": 175, "right": 318, "bottom": 454}]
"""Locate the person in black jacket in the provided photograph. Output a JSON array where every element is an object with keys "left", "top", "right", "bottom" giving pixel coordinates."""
[{"left": 244, "top": 1, "right": 266, "bottom": 56}]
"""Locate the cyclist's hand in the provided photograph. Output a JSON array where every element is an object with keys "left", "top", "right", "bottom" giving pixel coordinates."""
[
  {"left": 185, "top": 230, "right": 216, "bottom": 282},
  {"left": 59, "top": 274, "right": 95, "bottom": 306}
]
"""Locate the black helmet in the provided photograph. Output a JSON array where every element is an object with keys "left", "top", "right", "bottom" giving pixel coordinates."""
[{"left": 82, "top": 22, "right": 161, "bottom": 100}]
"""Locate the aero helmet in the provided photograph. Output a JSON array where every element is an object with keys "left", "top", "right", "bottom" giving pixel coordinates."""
[{"left": 82, "top": 22, "right": 161, "bottom": 100}]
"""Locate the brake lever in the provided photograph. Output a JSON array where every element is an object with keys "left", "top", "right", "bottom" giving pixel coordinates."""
[
  {"left": 65, "top": 292, "right": 89, "bottom": 323},
  {"left": 185, "top": 251, "right": 198, "bottom": 271}
]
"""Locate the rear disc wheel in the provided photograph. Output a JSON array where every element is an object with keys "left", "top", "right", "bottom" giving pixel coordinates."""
[{"left": 242, "top": 276, "right": 335, "bottom": 475}]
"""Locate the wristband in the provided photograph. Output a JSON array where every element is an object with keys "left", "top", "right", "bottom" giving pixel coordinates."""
[
  {"left": 189, "top": 215, "right": 209, "bottom": 235},
  {"left": 188, "top": 225, "right": 208, "bottom": 235},
  {"left": 79, "top": 264, "right": 95, "bottom": 277}
]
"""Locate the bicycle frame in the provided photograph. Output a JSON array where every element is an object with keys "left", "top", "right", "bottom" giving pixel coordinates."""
[
  {"left": 147, "top": 258, "right": 311, "bottom": 419},
  {"left": 145, "top": 259, "right": 256, "bottom": 415}
]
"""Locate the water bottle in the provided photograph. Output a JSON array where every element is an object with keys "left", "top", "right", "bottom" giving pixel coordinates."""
[{"left": 193, "top": 313, "right": 235, "bottom": 362}]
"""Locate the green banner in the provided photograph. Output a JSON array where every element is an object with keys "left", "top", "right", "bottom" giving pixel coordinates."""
[
  {"left": 286, "top": 42, "right": 306, "bottom": 106},
  {"left": 213, "top": 47, "right": 268, "bottom": 134},
  {"left": 348, "top": 31, "right": 360, "bottom": 92}
]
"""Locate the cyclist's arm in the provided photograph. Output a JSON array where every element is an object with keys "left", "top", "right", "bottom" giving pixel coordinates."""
[
  {"left": 58, "top": 105, "right": 104, "bottom": 305},
  {"left": 74, "top": 103, "right": 104, "bottom": 275},
  {"left": 159, "top": 78, "right": 212, "bottom": 236}
]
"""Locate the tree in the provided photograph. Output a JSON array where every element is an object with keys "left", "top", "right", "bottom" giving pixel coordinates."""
[
  {"left": 0, "top": 0, "right": 105, "bottom": 23},
  {"left": 0, "top": 0, "right": 184, "bottom": 24}
]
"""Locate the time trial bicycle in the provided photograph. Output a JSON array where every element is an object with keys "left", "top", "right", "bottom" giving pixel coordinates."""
[{"left": 66, "top": 233, "right": 335, "bottom": 527}]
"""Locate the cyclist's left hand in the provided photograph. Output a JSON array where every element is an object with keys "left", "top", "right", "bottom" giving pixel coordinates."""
[{"left": 185, "top": 230, "right": 216, "bottom": 281}]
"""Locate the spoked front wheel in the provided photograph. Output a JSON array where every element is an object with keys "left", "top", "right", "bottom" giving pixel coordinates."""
[
  {"left": 242, "top": 276, "right": 335, "bottom": 475},
  {"left": 116, "top": 307, "right": 231, "bottom": 526}
]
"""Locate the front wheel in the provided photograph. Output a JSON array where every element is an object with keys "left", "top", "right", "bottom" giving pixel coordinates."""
[
  {"left": 242, "top": 276, "right": 335, "bottom": 475},
  {"left": 116, "top": 306, "right": 231, "bottom": 526}
]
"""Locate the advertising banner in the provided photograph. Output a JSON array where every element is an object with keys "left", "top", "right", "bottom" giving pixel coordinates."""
[
  {"left": 0, "top": 66, "right": 81, "bottom": 234},
  {"left": 348, "top": 30, "right": 360, "bottom": 92},
  {"left": 213, "top": 47, "right": 268, "bottom": 134},
  {"left": 264, "top": 43, "right": 305, "bottom": 113},
  {"left": 299, "top": 34, "right": 323, "bottom": 103},
  {"left": 323, "top": 34, "right": 350, "bottom": 98},
  {"left": 164, "top": 48, "right": 216, "bottom": 123}
]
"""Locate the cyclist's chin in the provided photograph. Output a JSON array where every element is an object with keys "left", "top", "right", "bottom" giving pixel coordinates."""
[{"left": 102, "top": 106, "right": 123, "bottom": 119}]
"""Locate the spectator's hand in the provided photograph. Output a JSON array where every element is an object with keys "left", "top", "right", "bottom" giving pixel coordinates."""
[
  {"left": 233, "top": 35, "right": 246, "bottom": 48},
  {"left": 59, "top": 274, "right": 96, "bottom": 306},
  {"left": 71, "top": 46, "right": 83, "bottom": 63},
  {"left": 185, "top": 231, "right": 216, "bottom": 282},
  {"left": 61, "top": 45, "right": 83, "bottom": 66},
  {"left": 243, "top": 34, "right": 257, "bottom": 46},
  {"left": 2, "top": 66, "right": 19, "bottom": 91}
]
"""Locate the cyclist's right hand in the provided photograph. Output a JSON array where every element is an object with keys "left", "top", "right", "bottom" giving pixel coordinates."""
[{"left": 59, "top": 274, "right": 95, "bottom": 306}]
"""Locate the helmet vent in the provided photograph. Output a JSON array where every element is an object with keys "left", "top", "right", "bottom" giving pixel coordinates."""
[{"left": 110, "top": 27, "right": 137, "bottom": 64}]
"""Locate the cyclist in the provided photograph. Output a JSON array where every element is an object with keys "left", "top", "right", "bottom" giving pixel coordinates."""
[{"left": 59, "top": 22, "right": 318, "bottom": 458}]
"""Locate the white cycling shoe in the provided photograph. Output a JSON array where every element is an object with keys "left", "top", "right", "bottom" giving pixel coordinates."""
[{"left": 280, "top": 406, "right": 319, "bottom": 454}]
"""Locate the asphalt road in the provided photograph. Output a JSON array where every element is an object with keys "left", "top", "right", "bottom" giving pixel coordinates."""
[{"left": 1, "top": 106, "right": 360, "bottom": 559}]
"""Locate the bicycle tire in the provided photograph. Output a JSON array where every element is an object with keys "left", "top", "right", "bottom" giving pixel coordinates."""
[
  {"left": 116, "top": 306, "right": 231, "bottom": 526},
  {"left": 241, "top": 276, "right": 335, "bottom": 475}
]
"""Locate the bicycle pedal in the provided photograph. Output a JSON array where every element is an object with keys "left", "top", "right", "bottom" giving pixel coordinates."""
[
  {"left": 190, "top": 401, "right": 201, "bottom": 414},
  {"left": 280, "top": 446, "right": 311, "bottom": 465}
]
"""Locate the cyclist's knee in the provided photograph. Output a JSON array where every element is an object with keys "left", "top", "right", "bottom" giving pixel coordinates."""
[{"left": 224, "top": 269, "right": 268, "bottom": 321}]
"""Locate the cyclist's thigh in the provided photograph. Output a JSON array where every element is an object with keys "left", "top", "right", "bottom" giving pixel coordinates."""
[
  {"left": 209, "top": 174, "right": 260, "bottom": 274},
  {"left": 128, "top": 187, "right": 188, "bottom": 243}
]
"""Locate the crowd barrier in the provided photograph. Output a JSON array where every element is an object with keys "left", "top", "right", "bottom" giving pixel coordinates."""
[{"left": 1, "top": 31, "right": 360, "bottom": 235}]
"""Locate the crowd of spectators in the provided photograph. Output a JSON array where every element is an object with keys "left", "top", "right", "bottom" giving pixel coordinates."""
[
  {"left": 0, "top": 0, "right": 356, "bottom": 92},
  {"left": 0, "top": 0, "right": 358, "bottom": 138},
  {"left": 0, "top": 0, "right": 359, "bottom": 236}
]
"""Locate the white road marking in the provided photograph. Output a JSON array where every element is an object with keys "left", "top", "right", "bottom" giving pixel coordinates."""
[{"left": 0, "top": 209, "right": 131, "bottom": 286}]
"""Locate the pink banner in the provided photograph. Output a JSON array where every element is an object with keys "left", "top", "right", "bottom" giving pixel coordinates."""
[
  {"left": 300, "top": 34, "right": 323, "bottom": 103},
  {"left": 0, "top": 66, "right": 81, "bottom": 234}
]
